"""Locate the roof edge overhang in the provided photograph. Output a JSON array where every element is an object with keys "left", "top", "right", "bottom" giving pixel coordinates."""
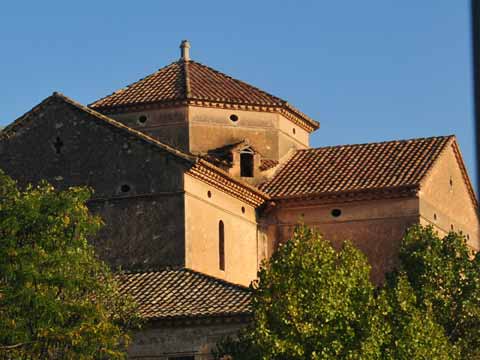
[
  {"left": 418, "top": 136, "right": 479, "bottom": 209},
  {"left": 1, "top": 92, "right": 197, "bottom": 164},
  {"left": 2, "top": 92, "right": 269, "bottom": 207},
  {"left": 142, "top": 312, "right": 252, "bottom": 327},
  {"left": 187, "top": 159, "right": 270, "bottom": 207},
  {"left": 90, "top": 98, "right": 319, "bottom": 133},
  {"left": 268, "top": 185, "right": 419, "bottom": 207}
]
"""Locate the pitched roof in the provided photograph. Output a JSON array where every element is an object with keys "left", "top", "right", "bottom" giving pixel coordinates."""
[
  {"left": 1, "top": 92, "right": 269, "bottom": 207},
  {"left": 259, "top": 136, "right": 455, "bottom": 199},
  {"left": 116, "top": 268, "right": 251, "bottom": 321},
  {"left": 0, "top": 92, "right": 196, "bottom": 163},
  {"left": 89, "top": 60, "right": 318, "bottom": 130},
  {"left": 260, "top": 159, "right": 279, "bottom": 172}
]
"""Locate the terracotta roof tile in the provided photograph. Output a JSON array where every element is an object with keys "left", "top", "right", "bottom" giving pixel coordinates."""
[
  {"left": 259, "top": 136, "right": 453, "bottom": 198},
  {"left": 260, "top": 159, "right": 279, "bottom": 172},
  {"left": 90, "top": 60, "right": 283, "bottom": 110},
  {"left": 116, "top": 268, "right": 251, "bottom": 320},
  {"left": 89, "top": 60, "right": 319, "bottom": 130}
]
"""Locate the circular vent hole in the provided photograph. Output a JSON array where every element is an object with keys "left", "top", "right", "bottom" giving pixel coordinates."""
[
  {"left": 138, "top": 115, "right": 148, "bottom": 124},
  {"left": 121, "top": 184, "right": 131, "bottom": 193},
  {"left": 229, "top": 114, "right": 239, "bottom": 122},
  {"left": 331, "top": 209, "right": 342, "bottom": 218}
]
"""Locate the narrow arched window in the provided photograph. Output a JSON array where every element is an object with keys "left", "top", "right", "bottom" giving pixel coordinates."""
[
  {"left": 240, "top": 150, "right": 254, "bottom": 177},
  {"left": 219, "top": 220, "right": 225, "bottom": 271}
]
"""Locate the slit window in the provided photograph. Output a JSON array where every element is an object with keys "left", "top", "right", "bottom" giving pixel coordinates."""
[
  {"left": 53, "top": 137, "right": 64, "bottom": 154},
  {"left": 240, "top": 150, "right": 254, "bottom": 178},
  {"left": 219, "top": 220, "right": 225, "bottom": 271}
]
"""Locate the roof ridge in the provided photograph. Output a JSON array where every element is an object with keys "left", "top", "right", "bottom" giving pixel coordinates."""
[
  {"left": 183, "top": 60, "right": 192, "bottom": 98},
  {"left": 54, "top": 92, "right": 196, "bottom": 162},
  {"left": 302, "top": 135, "right": 455, "bottom": 152}
]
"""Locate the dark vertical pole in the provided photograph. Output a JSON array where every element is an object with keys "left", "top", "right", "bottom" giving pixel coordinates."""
[{"left": 472, "top": 0, "right": 480, "bottom": 192}]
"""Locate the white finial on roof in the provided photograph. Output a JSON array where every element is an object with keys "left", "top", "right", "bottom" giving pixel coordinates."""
[{"left": 180, "top": 40, "right": 191, "bottom": 61}]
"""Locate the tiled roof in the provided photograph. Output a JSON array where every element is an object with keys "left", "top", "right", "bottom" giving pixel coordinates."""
[
  {"left": 89, "top": 60, "right": 318, "bottom": 130},
  {"left": 90, "top": 60, "right": 283, "bottom": 109},
  {"left": 259, "top": 136, "right": 454, "bottom": 198},
  {"left": 202, "top": 140, "right": 250, "bottom": 170},
  {"left": 260, "top": 159, "right": 279, "bottom": 172},
  {"left": 1, "top": 93, "right": 269, "bottom": 207},
  {"left": 116, "top": 268, "right": 251, "bottom": 321}
]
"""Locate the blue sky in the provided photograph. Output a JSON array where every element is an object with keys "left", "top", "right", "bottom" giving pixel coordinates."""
[{"left": 0, "top": 1, "right": 476, "bottom": 185}]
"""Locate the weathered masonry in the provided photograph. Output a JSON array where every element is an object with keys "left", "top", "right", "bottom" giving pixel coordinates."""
[{"left": 1, "top": 40, "right": 478, "bottom": 359}]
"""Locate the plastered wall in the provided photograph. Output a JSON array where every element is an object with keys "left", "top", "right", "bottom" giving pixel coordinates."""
[
  {"left": 188, "top": 106, "right": 308, "bottom": 160},
  {"left": 419, "top": 145, "right": 480, "bottom": 249},
  {"left": 184, "top": 174, "right": 259, "bottom": 286},
  {"left": 262, "top": 197, "right": 420, "bottom": 283}
]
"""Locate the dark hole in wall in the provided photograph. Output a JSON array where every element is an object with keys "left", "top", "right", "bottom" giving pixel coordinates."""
[
  {"left": 138, "top": 115, "right": 148, "bottom": 124},
  {"left": 331, "top": 209, "right": 342, "bottom": 218},
  {"left": 219, "top": 220, "right": 225, "bottom": 271},
  {"left": 240, "top": 153, "right": 254, "bottom": 177},
  {"left": 53, "top": 137, "right": 64, "bottom": 154}
]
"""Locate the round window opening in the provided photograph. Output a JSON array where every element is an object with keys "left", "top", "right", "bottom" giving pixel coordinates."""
[
  {"left": 138, "top": 115, "right": 148, "bottom": 124},
  {"left": 120, "top": 184, "right": 131, "bottom": 193},
  {"left": 331, "top": 209, "right": 342, "bottom": 218},
  {"left": 230, "top": 114, "right": 239, "bottom": 122}
]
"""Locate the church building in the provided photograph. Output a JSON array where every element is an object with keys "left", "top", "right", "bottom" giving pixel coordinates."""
[{"left": 0, "top": 41, "right": 478, "bottom": 359}]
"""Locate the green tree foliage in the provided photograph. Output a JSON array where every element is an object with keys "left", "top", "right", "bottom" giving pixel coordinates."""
[
  {"left": 215, "top": 224, "right": 459, "bottom": 359},
  {"left": 0, "top": 171, "right": 140, "bottom": 359},
  {"left": 378, "top": 274, "right": 458, "bottom": 359},
  {"left": 397, "top": 225, "right": 480, "bottom": 359},
  {"left": 247, "top": 225, "right": 379, "bottom": 359}
]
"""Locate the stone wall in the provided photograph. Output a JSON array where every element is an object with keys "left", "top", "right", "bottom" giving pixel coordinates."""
[
  {"left": 128, "top": 321, "right": 246, "bottom": 359},
  {"left": 0, "top": 97, "right": 189, "bottom": 269},
  {"left": 109, "top": 107, "right": 190, "bottom": 152}
]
